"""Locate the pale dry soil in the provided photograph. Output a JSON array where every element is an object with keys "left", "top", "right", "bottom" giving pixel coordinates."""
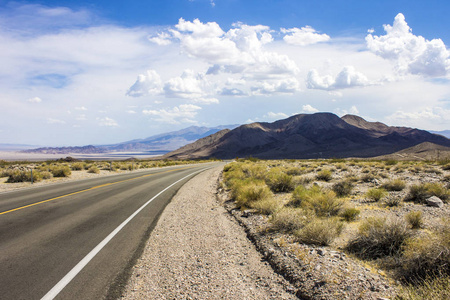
[{"left": 121, "top": 166, "right": 298, "bottom": 300}]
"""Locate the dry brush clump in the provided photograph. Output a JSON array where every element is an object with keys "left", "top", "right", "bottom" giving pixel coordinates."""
[{"left": 405, "top": 182, "right": 450, "bottom": 203}]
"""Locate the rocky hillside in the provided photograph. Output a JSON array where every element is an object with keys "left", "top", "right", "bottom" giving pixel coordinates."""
[{"left": 164, "top": 113, "right": 450, "bottom": 159}]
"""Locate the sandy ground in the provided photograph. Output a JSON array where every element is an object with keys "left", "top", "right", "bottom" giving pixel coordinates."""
[
  {"left": 0, "top": 151, "right": 161, "bottom": 161},
  {"left": 121, "top": 166, "right": 297, "bottom": 300}
]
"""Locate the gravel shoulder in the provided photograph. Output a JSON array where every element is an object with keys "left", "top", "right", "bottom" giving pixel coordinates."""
[{"left": 121, "top": 165, "right": 298, "bottom": 299}]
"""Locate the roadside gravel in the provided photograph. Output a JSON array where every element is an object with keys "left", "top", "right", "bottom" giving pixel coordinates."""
[{"left": 121, "top": 166, "right": 298, "bottom": 299}]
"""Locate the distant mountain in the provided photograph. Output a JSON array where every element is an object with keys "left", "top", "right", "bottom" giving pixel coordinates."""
[
  {"left": 164, "top": 113, "right": 450, "bottom": 159},
  {"left": 101, "top": 125, "right": 239, "bottom": 152},
  {"left": 22, "top": 145, "right": 107, "bottom": 154},
  {"left": 22, "top": 125, "right": 239, "bottom": 154},
  {"left": 0, "top": 144, "right": 39, "bottom": 151},
  {"left": 430, "top": 130, "right": 450, "bottom": 139}
]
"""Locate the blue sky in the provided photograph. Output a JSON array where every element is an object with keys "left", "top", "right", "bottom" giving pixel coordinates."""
[{"left": 1, "top": 0, "right": 449, "bottom": 146}]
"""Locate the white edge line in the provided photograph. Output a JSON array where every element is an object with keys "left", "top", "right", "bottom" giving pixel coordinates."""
[{"left": 41, "top": 167, "right": 209, "bottom": 300}]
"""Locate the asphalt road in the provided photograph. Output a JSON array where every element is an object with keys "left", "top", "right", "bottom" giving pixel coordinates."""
[{"left": 0, "top": 162, "right": 223, "bottom": 300}]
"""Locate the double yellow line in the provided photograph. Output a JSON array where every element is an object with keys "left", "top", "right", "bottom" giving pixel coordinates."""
[{"left": 0, "top": 166, "right": 192, "bottom": 216}]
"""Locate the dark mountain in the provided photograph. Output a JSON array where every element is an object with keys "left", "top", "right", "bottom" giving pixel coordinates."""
[{"left": 164, "top": 113, "right": 450, "bottom": 159}]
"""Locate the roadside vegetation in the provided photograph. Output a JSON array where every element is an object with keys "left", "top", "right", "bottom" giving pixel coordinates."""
[
  {"left": 0, "top": 158, "right": 218, "bottom": 184},
  {"left": 222, "top": 158, "right": 450, "bottom": 299}
]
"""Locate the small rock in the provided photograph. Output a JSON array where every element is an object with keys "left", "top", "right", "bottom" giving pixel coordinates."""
[
  {"left": 317, "top": 249, "right": 326, "bottom": 256},
  {"left": 426, "top": 196, "right": 444, "bottom": 208}
]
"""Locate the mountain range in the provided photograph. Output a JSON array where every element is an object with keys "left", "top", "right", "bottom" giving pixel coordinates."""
[
  {"left": 21, "top": 125, "right": 238, "bottom": 154},
  {"left": 164, "top": 113, "right": 450, "bottom": 159}
]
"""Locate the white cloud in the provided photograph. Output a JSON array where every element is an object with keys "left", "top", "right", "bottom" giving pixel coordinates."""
[
  {"left": 334, "top": 106, "right": 359, "bottom": 116},
  {"left": 148, "top": 32, "right": 172, "bottom": 46},
  {"left": 306, "top": 66, "right": 371, "bottom": 90},
  {"left": 127, "top": 70, "right": 163, "bottom": 97},
  {"left": 75, "top": 106, "right": 87, "bottom": 110},
  {"left": 386, "top": 107, "right": 450, "bottom": 129},
  {"left": 98, "top": 117, "right": 118, "bottom": 127},
  {"left": 366, "top": 13, "right": 450, "bottom": 77},
  {"left": 127, "top": 110, "right": 137, "bottom": 114},
  {"left": 264, "top": 112, "right": 289, "bottom": 119},
  {"left": 75, "top": 114, "right": 87, "bottom": 121},
  {"left": 302, "top": 104, "right": 319, "bottom": 113},
  {"left": 27, "top": 97, "right": 42, "bottom": 103},
  {"left": 142, "top": 104, "right": 201, "bottom": 124},
  {"left": 282, "top": 26, "right": 330, "bottom": 46},
  {"left": 251, "top": 78, "right": 300, "bottom": 95}
]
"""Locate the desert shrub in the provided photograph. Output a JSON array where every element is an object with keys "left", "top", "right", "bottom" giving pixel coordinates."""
[
  {"left": 385, "top": 160, "right": 398, "bottom": 166},
  {"left": 250, "top": 196, "right": 282, "bottom": 215},
  {"left": 405, "top": 182, "right": 449, "bottom": 203},
  {"left": 384, "top": 196, "right": 402, "bottom": 207},
  {"left": 6, "top": 170, "right": 42, "bottom": 183},
  {"left": 332, "top": 180, "right": 354, "bottom": 197},
  {"left": 400, "top": 226, "right": 450, "bottom": 281},
  {"left": 316, "top": 169, "right": 332, "bottom": 181},
  {"left": 87, "top": 166, "right": 100, "bottom": 174},
  {"left": 405, "top": 211, "right": 423, "bottom": 229},
  {"left": 288, "top": 185, "right": 322, "bottom": 207},
  {"left": 50, "top": 166, "right": 71, "bottom": 177},
  {"left": 71, "top": 162, "right": 85, "bottom": 171},
  {"left": 301, "top": 190, "right": 344, "bottom": 217},
  {"left": 360, "top": 174, "right": 376, "bottom": 182},
  {"left": 340, "top": 207, "right": 360, "bottom": 222},
  {"left": 270, "top": 208, "right": 311, "bottom": 232},
  {"left": 295, "top": 217, "right": 344, "bottom": 246},
  {"left": 265, "top": 167, "right": 294, "bottom": 193},
  {"left": 293, "top": 175, "right": 313, "bottom": 186},
  {"left": 40, "top": 171, "right": 53, "bottom": 180},
  {"left": 285, "top": 166, "right": 305, "bottom": 176},
  {"left": 398, "top": 275, "right": 450, "bottom": 300},
  {"left": 346, "top": 217, "right": 412, "bottom": 259},
  {"left": 234, "top": 180, "right": 273, "bottom": 208},
  {"left": 366, "top": 188, "right": 388, "bottom": 202},
  {"left": 382, "top": 179, "right": 406, "bottom": 191}
]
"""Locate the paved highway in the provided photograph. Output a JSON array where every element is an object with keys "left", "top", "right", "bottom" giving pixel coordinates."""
[{"left": 0, "top": 162, "right": 223, "bottom": 300}]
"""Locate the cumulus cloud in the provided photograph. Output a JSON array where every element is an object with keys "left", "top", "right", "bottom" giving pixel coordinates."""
[
  {"left": 27, "top": 97, "right": 42, "bottom": 103},
  {"left": 98, "top": 117, "right": 118, "bottom": 127},
  {"left": 127, "top": 70, "right": 163, "bottom": 97},
  {"left": 75, "top": 106, "right": 87, "bottom": 110},
  {"left": 366, "top": 13, "right": 450, "bottom": 77},
  {"left": 142, "top": 104, "right": 201, "bottom": 124},
  {"left": 334, "top": 106, "right": 359, "bottom": 116},
  {"left": 306, "top": 66, "right": 370, "bottom": 90},
  {"left": 264, "top": 112, "right": 289, "bottom": 119},
  {"left": 386, "top": 107, "right": 450, "bottom": 127},
  {"left": 282, "top": 26, "right": 330, "bottom": 46},
  {"left": 302, "top": 104, "right": 319, "bottom": 113},
  {"left": 143, "top": 18, "right": 300, "bottom": 97},
  {"left": 251, "top": 78, "right": 300, "bottom": 95}
]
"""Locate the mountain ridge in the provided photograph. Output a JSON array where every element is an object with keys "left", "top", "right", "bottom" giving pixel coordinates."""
[{"left": 164, "top": 113, "right": 450, "bottom": 159}]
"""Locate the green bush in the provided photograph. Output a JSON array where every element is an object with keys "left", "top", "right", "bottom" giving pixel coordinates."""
[
  {"left": 366, "top": 188, "right": 388, "bottom": 202},
  {"left": 6, "top": 170, "right": 43, "bottom": 183},
  {"left": 340, "top": 207, "right": 360, "bottom": 222},
  {"left": 71, "top": 162, "right": 85, "bottom": 171},
  {"left": 295, "top": 217, "right": 344, "bottom": 246},
  {"left": 40, "top": 171, "right": 53, "bottom": 180},
  {"left": 405, "top": 211, "right": 423, "bottom": 229},
  {"left": 288, "top": 185, "right": 323, "bottom": 207},
  {"left": 50, "top": 166, "right": 71, "bottom": 177},
  {"left": 87, "top": 166, "right": 100, "bottom": 174},
  {"left": 270, "top": 207, "right": 311, "bottom": 232},
  {"left": 234, "top": 180, "right": 273, "bottom": 208},
  {"left": 301, "top": 190, "right": 344, "bottom": 217},
  {"left": 382, "top": 179, "right": 406, "bottom": 191},
  {"left": 384, "top": 196, "right": 402, "bottom": 207},
  {"left": 400, "top": 226, "right": 450, "bottom": 281},
  {"left": 332, "top": 180, "right": 354, "bottom": 197},
  {"left": 398, "top": 275, "right": 450, "bottom": 300},
  {"left": 265, "top": 167, "right": 294, "bottom": 193},
  {"left": 346, "top": 217, "right": 412, "bottom": 259},
  {"left": 316, "top": 169, "right": 332, "bottom": 181},
  {"left": 405, "top": 183, "right": 449, "bottom": 203}
]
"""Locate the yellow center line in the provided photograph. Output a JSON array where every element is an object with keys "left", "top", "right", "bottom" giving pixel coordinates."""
[{"left": 0, "top": 166, "right": 193, "bottom": 216}]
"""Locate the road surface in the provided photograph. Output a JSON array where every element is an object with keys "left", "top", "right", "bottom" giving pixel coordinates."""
[{"left": 0, "top": 162, "right": 222, "bottom": 300}]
